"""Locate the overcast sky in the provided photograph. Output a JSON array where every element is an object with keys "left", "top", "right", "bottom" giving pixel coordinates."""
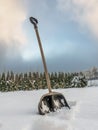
[{"left": 0, "top": 0, "right": 98, "bottom": 73}]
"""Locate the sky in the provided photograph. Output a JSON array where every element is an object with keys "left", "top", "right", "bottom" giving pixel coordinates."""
[{"left": 0, "top": 0, "right": 98, "bottom": 73}]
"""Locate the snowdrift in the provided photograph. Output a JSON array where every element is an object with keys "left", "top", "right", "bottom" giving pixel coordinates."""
[{"left": 0, "top": 87, "right": 98, "bottom": 130}]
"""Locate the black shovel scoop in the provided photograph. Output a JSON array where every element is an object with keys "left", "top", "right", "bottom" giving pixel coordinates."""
[{"left": 29, "top": 17, "right": 70, "bottom": 115}]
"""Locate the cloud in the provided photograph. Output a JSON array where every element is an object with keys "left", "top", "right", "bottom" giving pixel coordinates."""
[
  {"left": 57, "top": 0, "right": 98, "bottom": 38},
  {"left": 0, "top": 0, "right": 26, "bottom": 44},
  {"left": 0, "top": 0, "right": 26, "bottom": 60}
]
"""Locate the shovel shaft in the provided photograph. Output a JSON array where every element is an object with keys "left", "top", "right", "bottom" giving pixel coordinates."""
[
  {"left": 34, "top": 28, "right": 52, "bottom": 93},
  {"left": 30, "top": 17, "right": 52, "bottom": 93}
]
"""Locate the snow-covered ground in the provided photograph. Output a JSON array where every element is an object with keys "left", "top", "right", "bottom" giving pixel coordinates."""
[{"left": 0, "top": 86, "right": 98, "bottom": 130}]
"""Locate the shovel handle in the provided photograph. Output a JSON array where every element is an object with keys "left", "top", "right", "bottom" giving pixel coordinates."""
[
  {"left": 29, "top": 17, "right": 38, "bottom": 28},
  {"left": 29, "top": 16, "right": 52, "bottom": 93}
]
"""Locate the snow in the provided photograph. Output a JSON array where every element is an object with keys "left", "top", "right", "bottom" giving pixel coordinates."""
[
  {"left": 41, "top": 101, "right": 50, "bottom": 113},
  {"left": 88, "top": 79, "right": 98, "bottom": 86},
  {"left": 0, "top": 86, "right": 98, "bottom": 130}
]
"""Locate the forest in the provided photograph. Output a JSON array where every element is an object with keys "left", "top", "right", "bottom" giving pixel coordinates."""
[{"left": 0, "top": 71, "right": 87, "bottom": 92}]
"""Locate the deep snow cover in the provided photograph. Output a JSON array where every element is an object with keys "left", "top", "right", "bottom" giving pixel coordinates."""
[{"left": 0, "top": 86, "right": 98, "bottom": 130}]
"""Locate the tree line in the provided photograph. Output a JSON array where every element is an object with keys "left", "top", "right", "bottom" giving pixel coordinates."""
[{"left": 0, "top": 71, "right": 87, "bottom": 92}]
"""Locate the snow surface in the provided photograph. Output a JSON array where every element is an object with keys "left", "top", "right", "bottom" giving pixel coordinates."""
[{"left": 0, "top": 87, "right": 98, "bottom": 130}]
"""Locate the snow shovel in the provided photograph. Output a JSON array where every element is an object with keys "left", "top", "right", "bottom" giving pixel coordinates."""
[{"left": 29, "top": 17, "right": 70, "bottom": 115}]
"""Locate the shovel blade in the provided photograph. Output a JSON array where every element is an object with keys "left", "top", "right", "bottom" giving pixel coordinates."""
[{"left": 38, "top": 92, "right": 70, "bottom": 115}]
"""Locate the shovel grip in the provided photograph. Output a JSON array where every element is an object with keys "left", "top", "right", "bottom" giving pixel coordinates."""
[{"left": 29, "top": 17, "right": 38, "bottom": 28}]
